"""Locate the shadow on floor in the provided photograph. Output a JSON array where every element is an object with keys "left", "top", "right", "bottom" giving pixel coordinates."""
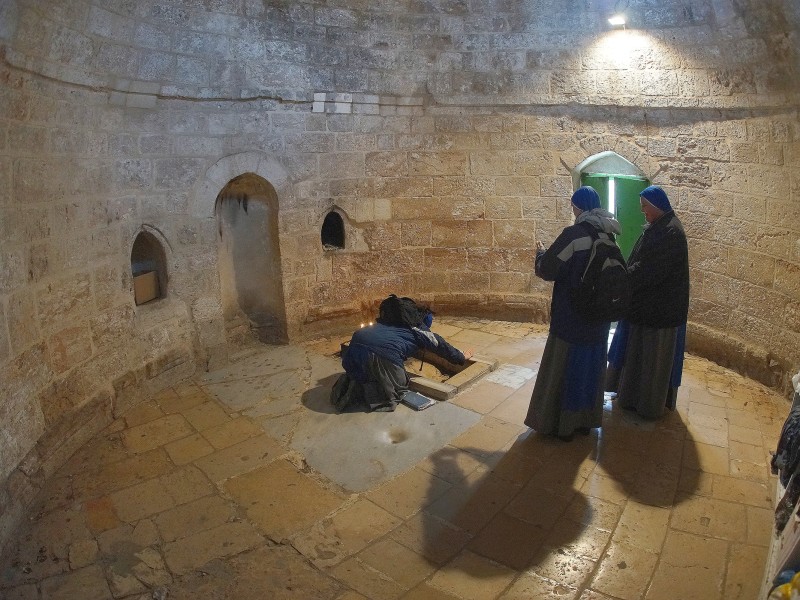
[
  {"left": 413, "top": 406, "right": 702, "bottom": 585},
  {"left": 300, "top": 373, "right": 341, "bottom": 415},
  {"left": 596, "top": 407, "right": 701, "bottom": 507}
]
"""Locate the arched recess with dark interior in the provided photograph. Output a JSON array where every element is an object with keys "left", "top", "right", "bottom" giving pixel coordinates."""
[
  {"left": 215, "top": 172, "right": 287, "bottom": 345},
  {"left": 574, "top": 151, "right": 650, "bottom": 260},
  {"left": 321, "top": 209, "right": 345, "bottom": 250},
  {"left": 130, "top": 228, "right": 167, "bottom": 305}
]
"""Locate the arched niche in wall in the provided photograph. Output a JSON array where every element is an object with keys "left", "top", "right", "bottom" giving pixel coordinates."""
[
  {"left": 321, "top": 209, "right": 345, "bottom": 250},
  {"left": 130, "top": 228, "right": 168, "bottom": 305},
  {"left": 215, "top": 172, "right": 287, "bottom": 345},
  {"left": 574, "top": 151, "right": 650, "bottom": 261}
]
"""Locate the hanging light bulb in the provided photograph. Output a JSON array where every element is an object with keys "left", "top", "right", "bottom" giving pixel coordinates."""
[
  {"left": 608, "top": 14, "right": 626, "bottom": 26},
  {"left": 608, "top": 0, "right": 629, "bottom": 28}
]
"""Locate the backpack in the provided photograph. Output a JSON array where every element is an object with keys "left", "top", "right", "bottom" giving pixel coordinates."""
[
  {"left": 378, "top": 294, "right": 429, "bottom": 328},
  {"left": 570, "top": 223, "right": 630, "bottom": 322}
]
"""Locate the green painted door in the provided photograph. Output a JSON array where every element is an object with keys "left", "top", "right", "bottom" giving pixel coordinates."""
[{"left": 581, "top": 173, "right": 649, "bottom": 260}]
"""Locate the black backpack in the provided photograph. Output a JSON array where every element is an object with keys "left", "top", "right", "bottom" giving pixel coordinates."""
[
  {"left": 570, "top": 223, "right": 630, "bottom": 322},
  {"left": 378, "top": 294, "right": 429, "bottom": 328}
]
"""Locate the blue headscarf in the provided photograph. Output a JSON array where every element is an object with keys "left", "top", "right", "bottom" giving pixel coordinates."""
[
  {"left": 571, "top": 186, "right": 601, "bottom": 211},
  {"left": 640, "top": 185, "right": 672, "bottom": 212}
]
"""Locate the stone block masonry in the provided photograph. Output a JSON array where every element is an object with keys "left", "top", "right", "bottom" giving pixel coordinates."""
[{"left": 312, "top": 92, "right": 423, "bottom": 116}]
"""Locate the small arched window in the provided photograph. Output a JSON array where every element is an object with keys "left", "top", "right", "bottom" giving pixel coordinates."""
[
  {"left": 321, "top": 211, "right": 345, "bottom": 250},
  {"left": 131, "top": 230, "right": 167, "bottom": 305}
]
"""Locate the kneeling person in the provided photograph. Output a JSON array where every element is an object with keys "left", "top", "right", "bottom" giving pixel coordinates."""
[{"left": 333, "top": 297, "right": 473, "bottom": 412}]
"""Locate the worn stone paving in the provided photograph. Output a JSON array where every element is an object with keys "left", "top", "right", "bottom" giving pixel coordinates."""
[{"left": 0, "top": 318, "right": 787, "bottom": 600}]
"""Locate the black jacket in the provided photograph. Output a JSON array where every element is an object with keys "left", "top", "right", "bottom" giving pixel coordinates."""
[
  {"left": 626, "top": 210, "right": 690, "bottom": 328},
  {"left": 535, "top": 219, "right": 615, "bottom": 344}
]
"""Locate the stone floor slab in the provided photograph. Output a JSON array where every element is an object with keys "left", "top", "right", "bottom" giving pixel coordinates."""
[
  {"left": 224, "top": 459, "right": 346, "bottom": 541},
  {"left": 291, "top": 400, "right": 481, "bottom": 492},
  {"left": 163, "top": 521, "right": 264, "bottom": 575},
  {"left": 168, "top": 545, "right": 345, "bottom": 600}
]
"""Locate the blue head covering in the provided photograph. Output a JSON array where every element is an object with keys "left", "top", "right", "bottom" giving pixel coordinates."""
[
  {"left": 640, "top": 185, "right": 671, "bottom": 212},
  {"left": 571, "top": 186, "right": 601, "bottom": 211},
  {"left": 423, "top": 312, "right": 433, "bottom": 328}
]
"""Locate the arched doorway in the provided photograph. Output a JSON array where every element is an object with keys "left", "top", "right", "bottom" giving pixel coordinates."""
[
  {"left": 215, "top": 173, "right": 287, "bottom": 344},
  {"left": 574, "top": 152, "right": 649, "bottom": 260}
]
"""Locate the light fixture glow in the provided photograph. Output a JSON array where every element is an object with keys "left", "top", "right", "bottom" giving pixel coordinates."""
[{"left": 608, "top": 14, "right": 626, "bottom": 26}]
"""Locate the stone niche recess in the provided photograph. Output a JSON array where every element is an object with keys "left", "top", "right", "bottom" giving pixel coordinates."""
[
  {"left": 131, "top": 229, "right": 167, "bottom": 305},
  {"left": 215, "top": 173, "right": 287, "bottom": 345},
  {"left": 321, "top": 210, "right": 345, "bottom": 251}
]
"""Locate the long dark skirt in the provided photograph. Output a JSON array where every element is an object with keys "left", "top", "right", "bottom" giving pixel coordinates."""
[
  {"left": 607, "top": 322, "right": 683, "bottom": 419},
  {"left": 525, "top": 333, "right": 606, "bottom": 437},
  {"left": 331, "top": 353, "right": 409, "bottom": 412}
]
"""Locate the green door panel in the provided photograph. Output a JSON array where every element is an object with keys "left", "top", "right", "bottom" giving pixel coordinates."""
[
  {"left": 614, "top": 176, "right": 649, "bottom": 260},
  {"left": 580, "top": 173, "right": 649, "bottom": 260}
]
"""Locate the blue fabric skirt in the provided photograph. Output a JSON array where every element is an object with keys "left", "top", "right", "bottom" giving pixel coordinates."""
[
  {"left": 607, "top": 321, "right": 686, "bottom": 419},
  {"left": 525, "top": 332, "right": 607, "bottom": 437},
  {"left": 608, "top": 320, "right": 686, "bottom": 389}
]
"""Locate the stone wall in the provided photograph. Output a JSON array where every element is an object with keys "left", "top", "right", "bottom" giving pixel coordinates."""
[{"left": 0, "top": 0, "right": 799, "bottom": 554}]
